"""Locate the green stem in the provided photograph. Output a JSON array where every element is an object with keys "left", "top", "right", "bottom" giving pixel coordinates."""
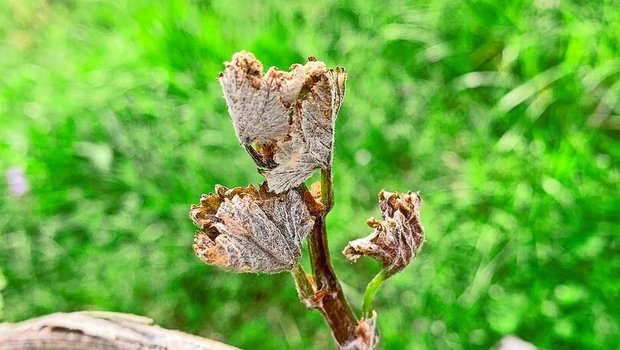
[
  {"left": 362, "top": 269, "right": 389, "bottom": 318},
  {"left": 320, "top": 168, "right": 334, "bottom": 213},
  {"left": 290, "top": 263, "right": 314, "bottom": 302}
]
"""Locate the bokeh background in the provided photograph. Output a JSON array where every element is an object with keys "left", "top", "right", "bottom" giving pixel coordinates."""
[{"left": 1, "top": 0, "right": 618, "bottom": 349}]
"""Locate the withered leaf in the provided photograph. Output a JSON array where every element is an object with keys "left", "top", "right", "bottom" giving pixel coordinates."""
[
  {"left": 220, "top": 51, "right": 346, "bottom": 193},
  {"left": 189, "top": 184, "right": 314, "bottom": 273},
  {"left": 343, "top": 191, "right": 424, "bottom": 276}
]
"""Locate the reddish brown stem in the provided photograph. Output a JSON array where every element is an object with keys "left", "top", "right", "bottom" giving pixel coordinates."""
[
  {"left": 308, "top": 214, "right": 358, "bottom": 345},
  {"left": 306, "top": 168, "right": 358, "bottom": 346}
]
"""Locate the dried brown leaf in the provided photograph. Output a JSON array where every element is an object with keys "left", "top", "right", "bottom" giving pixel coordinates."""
[
  {"left": 220, "top": 51, "right": 346, "bottom": 193},
  {"left": 343, "top": 191, "right": 424, "bottom": 276},
  {"left": 189, "top": 184, "right": 314, "bottom": 273}
]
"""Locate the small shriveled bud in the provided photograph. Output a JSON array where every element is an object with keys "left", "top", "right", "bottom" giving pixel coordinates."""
[
  {"left": 220, "top": 51, "right": 347, "bottom": 193},
  {"left": 340, "top": 312, "right": 379, "bottom": 350},
  {"left": 189, "top": 184, "right": 314, "bottom": 273},
  {"left": 343, "top": 191, "right": 424, "bottom": 276}
]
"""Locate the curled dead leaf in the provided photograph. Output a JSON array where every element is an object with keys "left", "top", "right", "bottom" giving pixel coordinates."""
[
  {"left": 343, "top": 191, "right": 424, "bottom": 276},
  {"left": 220, "top": 51, "right": 346, "bottom": 193},
  {"left": 189, "top": 184, "right": 314, "bottom": 273}
]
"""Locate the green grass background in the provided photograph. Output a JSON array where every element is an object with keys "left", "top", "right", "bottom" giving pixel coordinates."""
[{"left": 1, "top": 0, "right": 618, "bottom": 349}]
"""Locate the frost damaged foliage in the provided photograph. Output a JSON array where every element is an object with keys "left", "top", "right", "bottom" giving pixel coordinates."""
[
  {"left": 189, "top": 184, "right": 314, "bottom": 273},
  {"left": 343, "top": 191, "right": 424, "bottom": 276},
  {"left": 220, "top": 51, "right": 346, "bottom": 193},
  {"left": 190, "top": 52, "right": 426, "bottom": 350}
]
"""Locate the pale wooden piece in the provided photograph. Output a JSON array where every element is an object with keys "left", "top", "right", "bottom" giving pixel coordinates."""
[{"left": 0, "top": 311, "right": 239, "bottom": 350}]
